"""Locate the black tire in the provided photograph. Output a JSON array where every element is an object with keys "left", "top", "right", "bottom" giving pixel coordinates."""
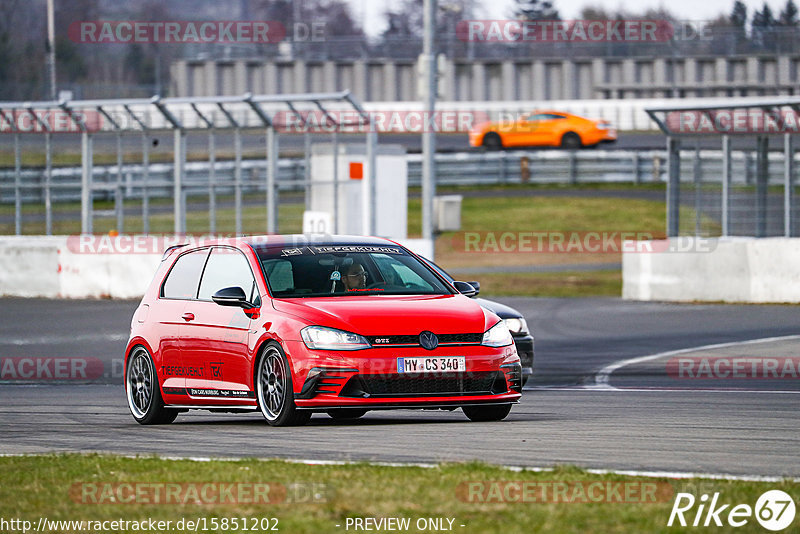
[
  {"left": 255, "top": 342, "right": 311, "bottom": 427},
  {"left": 482, "top": 132, "right": 502, "bottom": 151},
  {"left": 560, "top": 132, "right": 582, "bottom": 149},
  {"left": 462, "top": 404, "right": 512, "bottom": 422},
  {"left": 327, "top": 409, "right": 368, "bottom": 420},
  {"left": 125, "top": 346, "right": 178, "bottom": 425}
]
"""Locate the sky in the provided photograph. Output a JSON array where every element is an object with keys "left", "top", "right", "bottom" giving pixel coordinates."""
[{"left": 347, "top": 0, "right": 791, "bottom": 37}]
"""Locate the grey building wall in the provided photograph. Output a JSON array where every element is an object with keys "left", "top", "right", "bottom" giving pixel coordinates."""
[{"left": 171, "top": 55, "right": 800, "bottom": 101}]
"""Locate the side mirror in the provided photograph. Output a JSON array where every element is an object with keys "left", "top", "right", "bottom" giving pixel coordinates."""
[
  {"left": 453, "top": 280, "right": 477, "bottom": 298},
  {"left": 467, "top": 281, "right": 480, "bottom": 296},
  {"left": 212, "top": 286, "right": 254, "bottom": 308}
]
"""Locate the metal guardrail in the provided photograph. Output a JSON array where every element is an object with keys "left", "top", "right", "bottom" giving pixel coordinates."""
[{"left": 1, "top": 148, "right": 797, "bottom": 235}]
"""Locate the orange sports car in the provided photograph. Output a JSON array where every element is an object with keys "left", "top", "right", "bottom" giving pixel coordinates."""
[{"left": 469, "top": 110, "right": 617, "bottom": 150}]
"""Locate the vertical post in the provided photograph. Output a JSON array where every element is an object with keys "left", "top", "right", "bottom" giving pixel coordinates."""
[
  {"left": 115, "top": 132, "right": 124, "bottom": 233},
  {"left": 234, "top": 128, "right": 242, "bottom": 235},
  {"left": 568, "top": 151, "right": 578, "bottom": 185},
  {"left": 667, "top": 137, "right": 681, "bottom": 237},
  {"left": 173, "top": 128, "right": 186, "bottom": 235},
  {"left": 46, "top": 0, "right": 56, "bottom": 100},
  {"left": 721, "top": 135, "right": 731, "bottom": 237},
  {"left": 304, "top": 132, "right": 311, "bottom": 211},
  {"left": 633, "top": 153, "right": 641, "bottom": 185},
  {"left": 756, "top": 135, "right": 768, "bottom": 238},
  {"left": 266, "top": 126, "right": 279, "bottom": 234},
  {"left": 14, "top": 133, "right": 21, "bottom": 235},
  {"left": 142, "top": 134, "right": 150, "bottom": 235},
  {"left": 693, "top": 143, "right": 701, "bottom": 236},
  {"left": 363, "top": 129, "right": 377, "bottom": 236},
  {"left": 81, "top": 131, "right": 93, "bottom": 235},
  {"left": 332, "top": 131, "right": 339, "bottom": 233},
  {"left": 45, "top": 132, "right": 52, "bottom": 235},
  {"left": 208, "top": 130, "right": 216, "bottom": 234},
  {"left": 784, "top": 133, "right": 795, "bottom": 237},
  {"left": 421, "top": 0, "right": 438, "bottom": 248}
]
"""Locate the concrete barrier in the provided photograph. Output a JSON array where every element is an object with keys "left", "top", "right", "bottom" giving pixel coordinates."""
[
  {"left": 0, "top": 235, "right": 437, "bottom": 299},
  {"left": 0, "top": 236, "right": 161, "bottom": 299},
  {"left": 623, "top": 237, "right": 800, "bottom": 303}
]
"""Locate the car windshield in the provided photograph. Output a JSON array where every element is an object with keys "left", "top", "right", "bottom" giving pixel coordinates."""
[{"left": 255, "top": 244, "right": 454, "bottom": 298}]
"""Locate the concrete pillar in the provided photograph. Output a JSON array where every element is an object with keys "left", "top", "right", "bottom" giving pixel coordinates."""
[
  {"left": 563, "top": 61, "right": 576, "bottom": 100},
  {"left": 502, "top": 61, "right": 515, "bottom": 101},
  {"left": 591, "top": 58, "right": 605, "bottom": 99},
  {"left": 263, "top": 62, "right": 278, "bottom": 94},
  {"left": 532, "top": 61, "right": 546, "bottom": 100},
  {"left": 383, "top": 62, "right": 397, "bottom": 101},
  {"left": 205, "top": 61, "right": 217, "bottom": 97},
  {"left": 294, "top": 60, "right": 307, "bottom": 93},
  {"left": 471, "top": 63, "right": 485, "bottom": 101},
  {"left": 716, "top": 58, "right": 728, "bottom": 96},
  {"left": 233, "top": 60, "right": 247, "bottom": 93},
  {"left": 353, "top": 60, "right": 368, "bottom": 101},
  {"left": 171, "top": 60, "right": 188, "bottom": 96}
]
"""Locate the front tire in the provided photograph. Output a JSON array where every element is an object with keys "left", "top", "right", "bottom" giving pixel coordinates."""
[
  {"left": 462, "top": 404, "right": 512, "bottom": 422},
  {"left": 125, "top": 346, "right": 178, "bottom": 425},
  {"left": 256, "top": 342, "right": 311, "bottom": 427}
]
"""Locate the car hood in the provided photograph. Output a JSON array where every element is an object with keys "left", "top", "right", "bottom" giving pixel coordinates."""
[
  {"left": 272, "top": 294, "right": 496, "bottom": 336},
  {"left": 474, "top": 298, "right": 522, "bottom": 320}
]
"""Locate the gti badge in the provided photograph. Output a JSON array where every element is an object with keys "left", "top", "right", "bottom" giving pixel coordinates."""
[{"left": 419, "top": 331, "right": 439, "bottom": 350}]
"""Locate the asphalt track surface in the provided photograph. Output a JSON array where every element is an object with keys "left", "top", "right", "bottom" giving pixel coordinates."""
[{"left": 1, "top": 297, "right": 799, "bottom": 477}]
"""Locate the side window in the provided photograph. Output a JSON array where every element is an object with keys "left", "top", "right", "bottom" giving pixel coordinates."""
[
  {"left": 198, "top": 247, "right": 258, "bottom": 302},
  {"left": 161, "top": 249, "right": 210, "bottom": 299}
]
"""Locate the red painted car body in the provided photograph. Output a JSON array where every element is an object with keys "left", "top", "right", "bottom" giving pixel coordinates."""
[{"left": 125, "top": 235, "right": 522, "bottom": 426}]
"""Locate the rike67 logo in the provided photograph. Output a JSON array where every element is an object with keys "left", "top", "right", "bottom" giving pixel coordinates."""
[{"left": 668, "top": 490, "right": 796, "bottom": 531}]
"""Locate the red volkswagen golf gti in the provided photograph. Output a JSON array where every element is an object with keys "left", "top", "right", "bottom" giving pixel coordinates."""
[{"left": 125, "top": 236, "right": 522, "bottom": 426}]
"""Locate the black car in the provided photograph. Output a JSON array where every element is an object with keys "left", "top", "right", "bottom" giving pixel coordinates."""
[{"left": 424, "top": 260, "right": 534, "bottom": 386}]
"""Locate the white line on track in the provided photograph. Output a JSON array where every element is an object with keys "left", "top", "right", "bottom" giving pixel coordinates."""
[
  {"left": 2, "top": 453, "right": 797, "bottom": 482},
  {"left": 592, "top": 334, "right": 800, "bottom": 390}
]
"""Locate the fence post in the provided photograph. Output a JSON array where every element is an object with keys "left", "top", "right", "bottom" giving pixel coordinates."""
[
  {"left": 14, "top": 133, "right": 21, "bottom": 235},
  {"left": 756, "top": 136, "right": 768, "bottom": 238},
  {"left": 45, "top": 132, "right": 52, "bottom": 235},
  {"left": 208, "top": 130, "right": 216, "bottom": 234},
  {"left": 693, "top": 143, "right": 701, "bottom": 236},
  {"left": 142, "top": 134, "right": 150, "bottom": 235},
  {"left": 81, "top": 131, "right": 93, "bottom": 235},
  {"left": 173, "top": 128, "right": 186, "bottom": 235},
  {"left": 721, "top": 135, "right": 731, "bottom": 237},
  {"left": 667, "top": 137, "right": 681, "bottom": 237},
  {"left": 568, "top": 150, "right": 578, "bottom": 185},
  {"left": 785, "top": 133, "right": 795, "bottom": 237},
  {"left": 234, "top": 128, "right": 243, "bottom": 236},
  {"left": 633, "top": 153, "right": 641, "bottom": 185},
  {"left": 116, "top": 132, "right": 124, "bottom": 233},
  {"left": 266, "top": 125, "right": 279, "bottom": 234}
]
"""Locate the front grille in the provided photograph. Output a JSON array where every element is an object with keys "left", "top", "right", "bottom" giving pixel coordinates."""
[
  {"left": 366, "top": 333, "right": 483, "bottom": 346},
  {"left": 340, "top": 371, "right": 503, "bottom": 397}
]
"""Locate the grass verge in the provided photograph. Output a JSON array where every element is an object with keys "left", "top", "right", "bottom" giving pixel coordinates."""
[{"left": 0, "top": 454, "right": 795, "bottom": 534}]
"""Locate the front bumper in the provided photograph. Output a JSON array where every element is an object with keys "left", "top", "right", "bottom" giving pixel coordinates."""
[{"left": 285, "top": 341, "right": 522, "bottom": 409}]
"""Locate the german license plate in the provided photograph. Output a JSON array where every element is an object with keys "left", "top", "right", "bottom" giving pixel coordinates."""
[{"left": 397, "top": 356, "right": 465, "bottom": 373}]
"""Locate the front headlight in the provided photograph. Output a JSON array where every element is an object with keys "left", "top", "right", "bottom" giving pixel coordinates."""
[
  {"left": 300, "top": 326, "right": 371, "bottom": 351},
  {"left": 481, "top": 321, "right": 513, "bottom": 347},
  {"left": 502, "top": 317, "right": 529, "bottom": 335}
]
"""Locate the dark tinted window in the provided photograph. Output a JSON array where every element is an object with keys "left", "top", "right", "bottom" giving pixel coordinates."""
[
  {"left": 198, "top": 247, "right": 257, "bottom": 302},
  {"left": 255, "top": 245, "right": 453, "bottom": 298},
  {"left": 161, "top": 249, "right": 210, "bottom": 299}
]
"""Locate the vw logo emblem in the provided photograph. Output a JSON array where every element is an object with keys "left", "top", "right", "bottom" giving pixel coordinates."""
[{"left": 419, "top": 331, "right": 439, "bottom": 351}]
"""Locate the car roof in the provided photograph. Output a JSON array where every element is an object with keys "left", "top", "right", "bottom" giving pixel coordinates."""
[{"left": 243, "top": 234, "right": 400, "bottom": 250}]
